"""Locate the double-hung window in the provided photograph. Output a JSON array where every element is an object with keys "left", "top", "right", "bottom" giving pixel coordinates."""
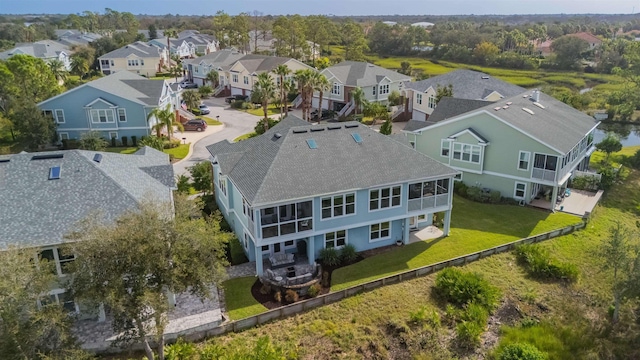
[
  {"left": 117, "top": 108, "right": 127, "bottom": 122},
  {"left": 321, "top": 193, "right": 355, "bottom": 219},
  {"left": 416, "top": 93, "right": 423, "bottom": 105},
  {"left": 370, "top": 222, "right": 390, "bottom": 242},
  {"left": 441, "top": 140, "right": 450, "bottom": 157},
  {"left": 369, "top": 186, "right": 401, "bottom": 211},
  {"left": 452, "top": 143, "right": 481, "bottom": 164},
  {"left": 90, "top": 109, "right": 115, "bottom": 123},
  {"left": 428, "top": 95, "right": 436, "bottom": 109},
  {"left": 514, "top": 182, "right": 526, "bottom": 199},
  {"left": 217, "top": 172, "right": 227, "bottom": 196},
  {"left": 331, "top": 83, "right": 340, "bottom": 95},
  {"left": 243, "top": 76, "right": 249, "bottom": 85},
  {"left": 232, "top": 74, "right": 238, "bottom": 83},
  {"left": 325, "top": 230, "right": 346, "bottom": 248},
  {"left": 518, "top": 151, "right": 530, "bottom": 171},
  {"left": 379, "top": 84, "right": 389, "bottom": 95},
  {"left": 54, "top": 109, "right": 65, "bottom": 123}
]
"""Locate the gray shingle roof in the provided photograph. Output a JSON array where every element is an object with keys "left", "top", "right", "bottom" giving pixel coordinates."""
[
  {"left": 324, "top": 61, "right": 411, "bottom": 87},
  {"left": 208, "top": 117, "right": 457, "bottom": 206},
  {"left": 427, "top": 97, "right": 494, "bottom": 124},
  {"left": 233, "top": 54, "right": 293, "bottom": 74},
  {"left": 403, "top": 69, "right": 526, "bottom": 100},
  {"left": 0, "top": 147, "right": 174, "bottom": 250},
  {"left": 182, "top": 49, "right": 244, "bottom": 70},
  {"left": 98, "top": 41, "right": 162, "bottom": 59},
  {"left": 0, "top": 40, "right": 69, "bottom": 60}
]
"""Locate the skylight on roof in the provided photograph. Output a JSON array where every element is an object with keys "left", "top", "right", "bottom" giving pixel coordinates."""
[
  {"left": 351, "top": 133, "right": 363, "bottom": 144},
  {"left": 306, "top": 139, "right": 317, "bottom": 149},
  {"left": 32, "top": 154, "right": 64, "bottom": 160},
  {"left": 49, "top": 166, "right": 61, "bottom": 180},
  {"left": 344, "top": 124, "right": 359, "bottom": 128}
]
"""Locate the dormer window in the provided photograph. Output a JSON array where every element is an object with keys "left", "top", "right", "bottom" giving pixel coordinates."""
[{"left": 331, "top": 83, "right": 341, "bottom": 95}]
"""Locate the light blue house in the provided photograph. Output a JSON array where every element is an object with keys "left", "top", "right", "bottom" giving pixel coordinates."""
[
  {"left": 206, "top": 117, "right": 458, "bottom": 275},
  {"left": 38, "top": 71, "right": 181, "bottom": 142}
]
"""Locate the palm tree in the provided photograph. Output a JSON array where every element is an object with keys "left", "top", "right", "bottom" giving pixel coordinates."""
[
  {"left": 312, "top": 72, "right": 330, "bottom": 121},
  {"left": 294, "top": 69, "right": 315, "bottom": 121},
  {"left": 48, "top": 59, "right": 68, "bottom": 85},
  {"left": 273, "top": 64, "right": 291, "bottom": 118},
  {"left": 351, "top": 87, "right": 366, "bottom": 115},
  {"left": 205, "top": 70, "right": 219, "bottom": 88},
  {"left": 181, "top": 90, "right": 201, "bottom": 112},
  {"left": 252, "top": 72, "right": 277, "bottom": 131},
  {"left": 146, "top": 104, "right": 182, "bottom": 139},
  {"left": 70, "top": 55, "right": 89, "bottom": 79}
]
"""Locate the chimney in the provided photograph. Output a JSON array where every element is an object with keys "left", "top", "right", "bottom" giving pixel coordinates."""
[{"left": 531, "top": 90, "right": 540, "bottom": 102}]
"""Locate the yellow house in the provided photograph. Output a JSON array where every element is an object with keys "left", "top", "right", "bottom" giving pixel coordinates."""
[{"left": 98, "top": 41, "right": 169, "bottom": 77}]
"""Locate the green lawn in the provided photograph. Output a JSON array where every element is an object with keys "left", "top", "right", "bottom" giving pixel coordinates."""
[
  {"left": 233, "top": 133, "right": 256, "bottom": 142},
  {"left": 246, "top": 104, "right": 283, "bottom": 117},
  {"left": 106, "top": 144, "right": 190, "bottom": 160},
  {"left": 164, "top": 143, "right": 190, "bottom": 160},
  {"left": 223, "top": 276, "right": 267, "bottom": 320},
  {"left": 331, "top": 196, "right": 580, "bottom": 291},
  {"left": 201, "top": 116, "right": 222, "bottom": 126}
]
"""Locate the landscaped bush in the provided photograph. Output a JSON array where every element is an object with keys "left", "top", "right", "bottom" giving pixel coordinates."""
[
  {"left": 515, "top": 244, "right": 579, "bottom": 282},
  {"left": 454, "top": 180, "right": 468, "bottom": 196},
  {"left": 498, "top": 342, "right": 548, "bottom": 360},
  {"left": 307, "top": 283, "right": 322, "bottom": 297},
  {"left": 230, "top": 100, "right": 245, "bottom": 109},
  {"left": 340, "top": 244, "right": 358, "bottom": 264},
  {"left": 627, "top": 149, "right": 640, "bottom": 169},
  {"left": 228, "top": 236, "right": 248, "bottom": 265},
  {"left": 254, "top": 118, "right": 280, "bottom": 135},
  {"left": 198, "top": 85, "right": 213, "bottom": 97},
  {"left": 284, "top": 289, "right": 299, "bottom": 303},
  {"left": 434, "top": 268, "right": 501, "bottom": 310},
  {"left": 464, "top": 185, "right": 501, "bottom": 204},
  {"left": 409, "top": 305, "right": 441, "bottom": 328},
  {"left": 163, "top": 139, "right": 181, "bottom": 149},
  {"left": 456, "top": 319, "right": 484, "bottom": 348},
  {"left": 319, "top": 247, "right": 340, "bottom": 267},
  {"left": 570, "top": 175, "right": 600, "bottom": 191},
  {"left": 121, "top": 136, "right": 128, "bottom": 147},
  {"left": 164, "top": 338, "right": 197, "bottom": 360}
]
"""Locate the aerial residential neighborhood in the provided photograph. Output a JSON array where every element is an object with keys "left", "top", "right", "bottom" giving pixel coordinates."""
[{"left": 1, "top": 3, "right": 640, "bottom": 360}]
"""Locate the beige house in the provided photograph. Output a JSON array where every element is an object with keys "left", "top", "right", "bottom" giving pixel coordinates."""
[
  {"left": 227, "top": 54, "right": 314, "bottom": 97},
  {"left": 98, "top": 41, "right": 169, "bottom": 77}
]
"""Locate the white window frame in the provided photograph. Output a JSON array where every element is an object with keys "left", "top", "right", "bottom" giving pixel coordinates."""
[
  {"left": 42, "top": 109, "right": 53, "bottom": 119},
  {"left": 109, "top": 131, "right": 118, "bottom": 139},
  {"left": 117, "top": 108, "right": 127, "bottom": 122},
  {"left": 369, "top": 185, "right": 402, "bottom": 211},
  {"left": 514, "top": 182, "right": 527, "bottom": 199},
  {"left": 454, "top": 173, "right": 463, "bottom": 180},
  {"left": 38, "top": 289, "right": 79, "bottom": 314},
  {"left": 452, "top": 143, "right": 481, "bottom": 164},
  {"left": 242, "top": 197, "right": 254, "bottom": 221},
  {"left": 379, "top": 84, "right": 389, "bottom": 95},
  {"left": 441, "top": 139, "right": 450, "bottom": 157},
  {"left": 331, "top": 83, "right": 341, "bottom": 95},
  {"left": 232, "top": 74, "right": 238, "bottom": 83},
  {"left": 59, "top": 132, "right": 69, "bottom": 141},
  {"left": 428, "top": 95, "right": 436, "bottom": 109},
  {"left": 140, "top": 59, "right": 144, "bottom": 66},
  {"left": 373, "top": 85, "right": 376, "bottom": 96},
  {"left": 38, "top": 247, "right": 75, "bottom": 277},
  {"left": 325, "top": 230, "right": 347, "bottom": 249},
  {"left": 369, "top": 221, "right": 391, "bottom": 242},
  {"left": 321, "top": 193, "right": 356, "bottom": 219},
  {"left": 217, "top": 172, "right": 227, "bottom": 196},
  {"left": 54, "top": 109, "right": 65, "bottom": 123},
  {"left": 243, "top": 75, "right": 249, "bottom": 85},
  {"left": 90, "top": 109, "right": 115, "bottom": 123},
  {"left": 518, "top": 151, "right": 530, "bottom": 171},
  {"left": 416, "top": 93, "right": 423, "bottom": 105}
]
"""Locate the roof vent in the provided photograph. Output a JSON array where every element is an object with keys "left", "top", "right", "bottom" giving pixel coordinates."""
[
  {"left": 533, "top": 102, "right": 546, "bottom": 109},
  {"left": 481, "top": 76, "right": 490, "bottom": 79},
  {"left": 344, "top": 123, "right": 359, "bottom": 128},
  {"left": 0, "top": 159, "right": 9, "bottom": 163},
  {"left": 48, "top": 166, "right": 61, "bottom": 180},
  {"left": 310, "top": 127, "right": 325, "bottom": 132},
  {"left": 274, "top": 133, "right": 282, "bottom": 139},
  {"left": 93, "top": 154, "right": 103, "bottom": 163},
  {"left": 522, "top": 95, "right": 529, "bottom": 98},
  {"left": 292, "top": 129, "right": 308, "bottom": 134},
  {"left": 506, "top": 101, "right": 512, "bottom": 105},
  {"left": 502, "top": 105, "right": 509, "bottom": 109},
  {"left": 306, "top": 139, "right": 318, "bottom": 149},
  {"left": 522, "top": 107, "right": 535, "bottom": 115},
  {"left": 351, "top": 133, "right": 363, "bottom": 144},
  {"left": 493, "top": 107, "right": 501, "bottom": 111},
  {"left": 327, "top": 125, "right": 342, "bottom": 130},
  {"left": 32, "top": 154, "right": 64, "bottom": 160},
  {"left": 531, "top": 90, "right": 540, "bottom": 102}
]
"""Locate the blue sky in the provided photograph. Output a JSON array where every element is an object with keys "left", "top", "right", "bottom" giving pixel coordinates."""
[{"left": 2, "top": 0, "right": 640, "bottom": 16}]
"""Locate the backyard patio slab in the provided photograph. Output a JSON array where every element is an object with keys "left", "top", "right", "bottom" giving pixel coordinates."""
[
  {"left": 409, "top": 225, "right": 443, "bottom": 243},
  {"left": 556, "top": 189, "right": 604, "bottom": 216}
]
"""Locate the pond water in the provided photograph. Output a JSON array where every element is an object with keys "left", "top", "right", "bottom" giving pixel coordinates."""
[{"left": 593, "top": 123, "right": 640, "bottom": 147}]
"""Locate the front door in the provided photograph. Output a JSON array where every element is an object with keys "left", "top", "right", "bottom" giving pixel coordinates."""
[{"left": 409, "top": 216, "right": 418, "bottom": 229}]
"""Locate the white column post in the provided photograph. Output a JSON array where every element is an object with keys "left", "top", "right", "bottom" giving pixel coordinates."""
[
  {"left": 307, "top": 237, "right": 315, "bottom": 264},
  {"left": 551, "top": 186, "right": 559, "bottom": 212},
  {"left": 443, "top": 210, "right": 452, "bottom": 236},
  {"left": 255, "top": 243, "right": 264, "bottom": 275},
  {"left": 403, "top": 218, "right": 411, "bottom": 245}
]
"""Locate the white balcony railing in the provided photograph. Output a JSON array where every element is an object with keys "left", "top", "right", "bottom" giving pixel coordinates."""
[
  {"left": 408, "top": 194, "right": 449, "bottom": 211},
  {"left": 531, "top": 168, "right": 556, "bottom": 182}
]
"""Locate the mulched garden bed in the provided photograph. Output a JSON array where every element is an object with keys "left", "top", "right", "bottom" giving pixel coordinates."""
[{"left": 250, "top": 242, "right": 405, "bottom": 310}]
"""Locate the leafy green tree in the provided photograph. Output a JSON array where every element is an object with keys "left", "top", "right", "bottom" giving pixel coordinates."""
[
  {"left": 342, "top": 20, "right": 368, "bottom": 61},
  {"left": 48, "top": 59, "right": 68, "bottom": 84},
  {"left": 79, "top": 130, "right": 109, "bottom": 151},
  {"left": 596, "top": 133, "right": 622, "bottom": 162},
  {"left": 274, "top": 64, "right": 291, "bottom": 118},
  {"left": 364, "top": 102, "right": 389, "bottom": 126},
  {"left": 1, "top": 54, "right": 60, "bottom": 106},
  {"left": 205, "top": 70, "right": 219, "bottom": 88},
  {"left": 198, "top": 85, "right": 213, "bottom": 98},
  {"left": 387, "top": 90, "right": 401, "bottom": 106},
  {"left": 138, "top": 135, "right": 164, "bottom": 151},
  {"left": 551, "top": 35, "right": 590, "bottom": 69},
  {"left": 67, "top": 197, "right": 231, "bottom": 360},
  {"left": 70, "top": 54, "right": 89, "bottom": 79},
  {"left": 12, "top": 102, "right": 57, "bottom": 150},
  {"left": 399, "top": 61, "right": 412, "bottom": 75},
  {"left": 600, "top": 222, "right": 640, "bottom": 322},
  {"left": 435, "top": 84, "right": 454, "bottom": 104},
  {"left": 175, "top": 174, "right": 191, "bottom": 194},
  {"left": 473, "top": 41, "right": 500, "bottom": 65},
  {"left": 148, "top": 24, "right": 158, "bottom": 40},
  {"left": 304, "top": 16, "right": 334, "bottom": 66},
  {"left": 272, "top": 15, "right": 308, "bottom": 59},
  {"left": 0, "top": 248, "right": 85, "bottom": 360},
  {"left": 189, "top": 161, "right": 213, "bottom": 196},
  {"left": 252, "top": 72, "right": 277, "bottom": 130}
]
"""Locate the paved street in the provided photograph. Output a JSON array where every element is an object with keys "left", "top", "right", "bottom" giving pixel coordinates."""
[{"left": 173, "top": 97, "right": 260, "bottom": 176}]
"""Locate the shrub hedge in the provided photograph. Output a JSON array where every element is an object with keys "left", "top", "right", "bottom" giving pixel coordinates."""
[{"left": 515, "top": 244, "right": 579, "bottom": 282}]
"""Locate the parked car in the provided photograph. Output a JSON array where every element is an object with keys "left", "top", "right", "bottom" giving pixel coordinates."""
[
  {"left": 198, "top": 104, "right": 210, "bottom": 115},
  {"left": 179, "top": 80, "right": 198, "bottom": 89},
  {"left": 310, "top": 109, "right": 334, "bottom": 121},
  {"left": 182, "top": 119, "right": 207, "bottom": 132},
  {"left": 225, "top": 94, "right": 249, "bottom": 104}
]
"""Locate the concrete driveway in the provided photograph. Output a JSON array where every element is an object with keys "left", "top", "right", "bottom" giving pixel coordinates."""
[{"left": 173, "top": 97, "right": 260, "bottom": 176}]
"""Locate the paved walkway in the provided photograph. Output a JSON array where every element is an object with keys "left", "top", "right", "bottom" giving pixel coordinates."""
[{"left": 227, "top": 261, "right": 257, "bottom": 279}]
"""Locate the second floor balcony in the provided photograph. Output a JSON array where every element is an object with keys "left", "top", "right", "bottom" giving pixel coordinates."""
[
  {"left": 259, "top": 200, "right": 313, "bottom": 239},
  {"left": 408, "top": 179, "right": 450, "bottom": 212}
]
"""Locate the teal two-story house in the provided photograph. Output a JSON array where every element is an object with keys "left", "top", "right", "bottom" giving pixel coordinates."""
[
  {"left": 404, "top": 90, "right": 600, "bottom": 211},
  {"left": 207, "top": 117, "right": 458, "bottom": 275},
  {"left": 38, "top": 71, "right": 181, "bottom": 142}
]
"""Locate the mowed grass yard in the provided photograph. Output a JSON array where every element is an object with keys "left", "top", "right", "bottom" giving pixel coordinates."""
[
  {"left": 331, "top": 196, "right": 579, "bottom": 291},
  {"left": 223, "top": 196, "right": 579, "bottom": 320},
  {"left": 106, "top": 143, "right": 190, "bottom": 160}
]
